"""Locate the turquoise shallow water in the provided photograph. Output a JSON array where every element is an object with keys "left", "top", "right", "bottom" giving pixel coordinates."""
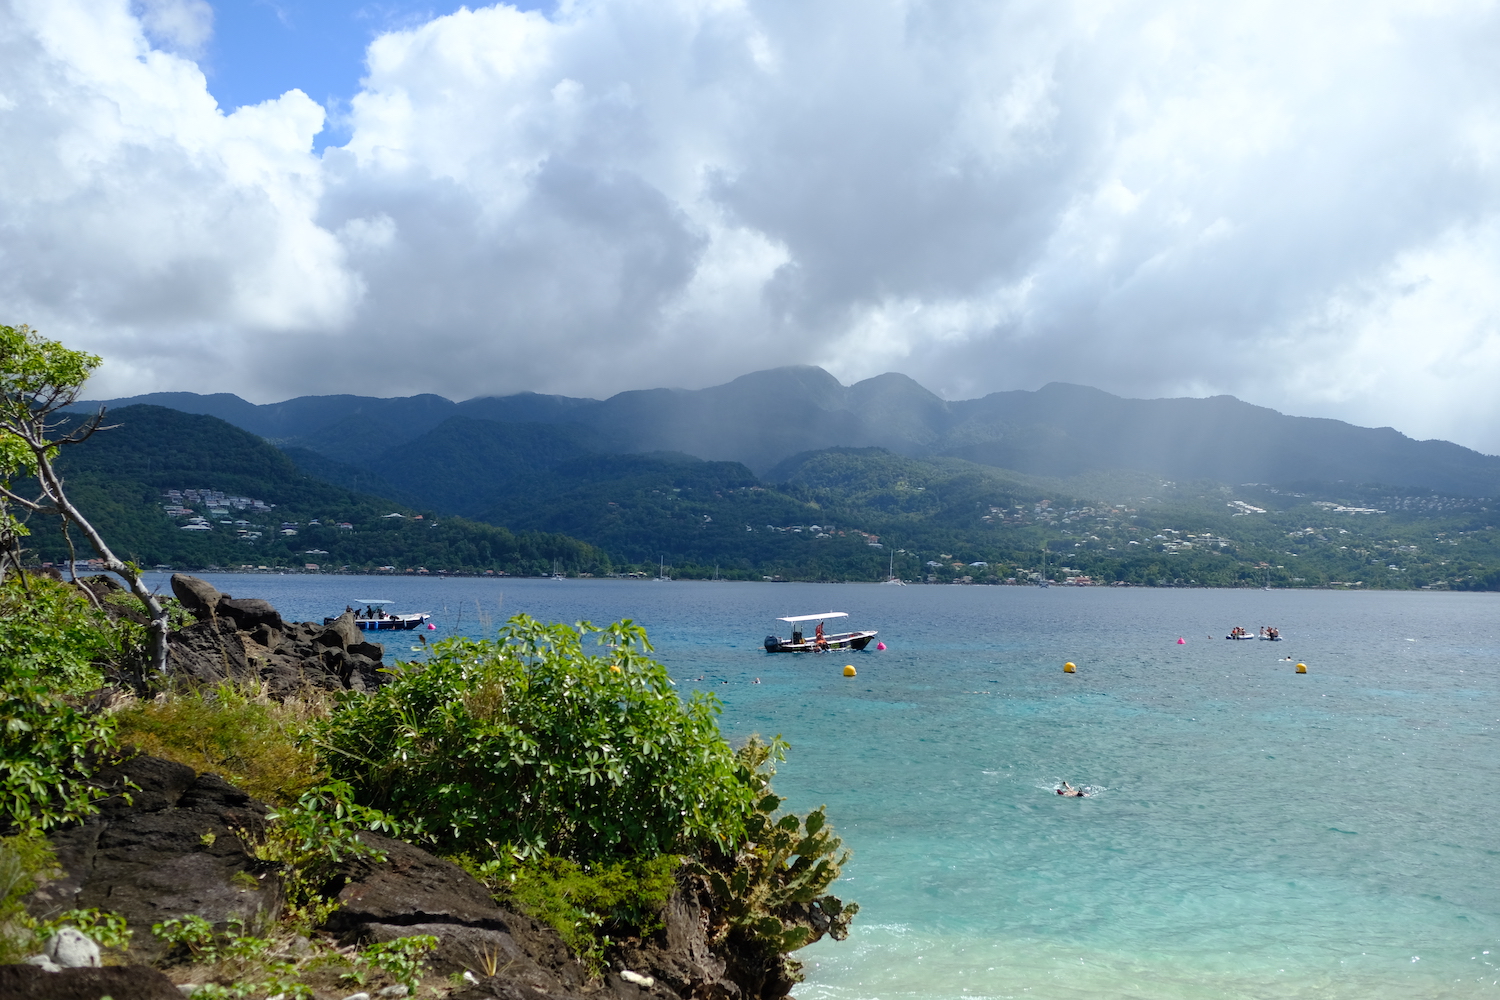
[{"left": 167, "top": 575, "right": 1500, "bottom": 998}]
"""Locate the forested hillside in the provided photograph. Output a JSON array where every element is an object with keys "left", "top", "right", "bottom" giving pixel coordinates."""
[
  {"left": 33, "top": 403, "right": 1500, "bottom": 589},
  {"left": 27, "top": 406, "right": 610, "bottom": 575}
]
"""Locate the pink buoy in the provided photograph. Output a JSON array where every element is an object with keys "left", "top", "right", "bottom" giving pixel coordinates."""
[
  {"left": 1177, "top": 637, "right": 1185, "bottom": 644},
  {"left": 876, "top": 642, "right": 886, "bottom": 650},
  {"left": 427, "top": 623, "right": 437, "bottom": 630}
]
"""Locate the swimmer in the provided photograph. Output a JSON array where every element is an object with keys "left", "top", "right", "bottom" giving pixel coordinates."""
[{"left": 1056, "top": 781, "right": 1087, "bottom": 797}]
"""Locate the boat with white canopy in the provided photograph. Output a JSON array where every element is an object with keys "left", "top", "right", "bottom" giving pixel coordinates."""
[
  {"left": 325, "top": 599, "right": 432, "bottom": 632},
  {"left": 763, "top": 611, "right": 878, "bottom": 653}
]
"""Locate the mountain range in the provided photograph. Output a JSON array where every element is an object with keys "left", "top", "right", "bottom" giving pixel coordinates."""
[{"left": 78, "top": 367, "right": 1500, "bottom": 498}]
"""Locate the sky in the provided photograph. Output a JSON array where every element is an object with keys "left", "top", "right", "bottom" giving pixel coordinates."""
[{"left": 5, "top": 1, "right": 1500, "bottom": 454}]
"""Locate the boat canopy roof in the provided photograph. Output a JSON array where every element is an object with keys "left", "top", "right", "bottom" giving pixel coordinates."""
[
  {"left": 777, "top": 611, "right": 848, "bottom": 623},
  {"left": 355, "top": 599, "right": 394, "bottom": 605}
]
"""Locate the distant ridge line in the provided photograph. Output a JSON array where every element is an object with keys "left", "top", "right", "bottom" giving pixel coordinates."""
[{"left": 73, "top": 366, "right": 1500, "bottom": 497}]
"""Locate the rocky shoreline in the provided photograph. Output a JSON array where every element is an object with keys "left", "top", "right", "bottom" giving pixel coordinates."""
[{"left": 5, "top": 576, "right": 838, "bottom": 1000}]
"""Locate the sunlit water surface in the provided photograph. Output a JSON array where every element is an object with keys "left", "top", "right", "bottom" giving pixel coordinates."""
[{"left": 161, "top": 574, "right": 1500, "bottom": 999}]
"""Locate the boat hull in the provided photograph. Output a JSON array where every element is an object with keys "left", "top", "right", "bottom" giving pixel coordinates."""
[
  {"left": 325, "top": 613, "right": 431, "bottom": 631},
  {"left": 764, "top": 630, "right": 878, "bottom": 653}
]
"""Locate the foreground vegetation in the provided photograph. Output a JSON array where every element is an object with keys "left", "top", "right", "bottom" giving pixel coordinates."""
[{"left": 0, "top": 572, "right": 856, "bottom": 993}]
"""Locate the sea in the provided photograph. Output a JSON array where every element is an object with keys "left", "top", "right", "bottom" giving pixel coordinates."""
[{"left": 151, "top": 573, "right": 1500, "bottom": 999}]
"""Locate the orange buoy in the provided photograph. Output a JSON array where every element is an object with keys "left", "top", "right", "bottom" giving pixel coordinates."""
[{"left": 1063, "top": 661, "right": 1076, "bottom": 673}]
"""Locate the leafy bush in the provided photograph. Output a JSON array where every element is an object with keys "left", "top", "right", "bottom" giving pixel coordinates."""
[
  {"left": 457, "top": 851, "right": 679, "bottom": 972},
  {"left": 342, "top": 935, "right": 439, "bottom": 993},
  {"left": 0, "top": 575, "right": 131, "bottom": 692},
  {"left": 252, "top": 780, "right": 404, "bottom": 930},
  {"left": 113, "top": 683, "right": 328, "bottom": 806},
  {"left": 35, "top": 907, "right": 133, "bottom": 952},
  {"left": 314, "top": 615, "right": 760, "bottom": 859},
  {"left": 0, "top": 576, "right": 126, "bottom": 833}
]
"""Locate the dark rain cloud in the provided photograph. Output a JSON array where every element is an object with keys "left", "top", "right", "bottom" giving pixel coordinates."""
[{"left": 5, "top": 1, "right": 1500, "bottom": 451}]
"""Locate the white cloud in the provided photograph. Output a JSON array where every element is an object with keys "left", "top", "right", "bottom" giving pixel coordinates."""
[
  {"left": 0, "top": 0, "right": 355, "bottom": 389},
  {"left": 5, "top": 0, "right": 1500, "bottom": 453},
  {"left": 134, "top": 0, "right": 213, "bottom": 59}
]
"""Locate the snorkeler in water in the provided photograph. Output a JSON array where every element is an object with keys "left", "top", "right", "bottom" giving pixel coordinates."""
[{"left": 1056, "top": 781, "right": 1087, "bottom": 797}]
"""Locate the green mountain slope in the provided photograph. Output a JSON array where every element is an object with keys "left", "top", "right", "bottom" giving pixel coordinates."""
[
  {"left": 27, "top": 406, "right": 610, "bottom": 575},
  {"left": 463, "top": 441, "right": 1500, "bottom": 589},
  {"left": 34, "top": 406, "right": 1500, "bottom": 589}
]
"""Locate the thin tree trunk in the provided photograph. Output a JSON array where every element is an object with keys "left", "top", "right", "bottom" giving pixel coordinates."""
[{"left": 33, "top": 452, "right": 168, "bottom": 674}]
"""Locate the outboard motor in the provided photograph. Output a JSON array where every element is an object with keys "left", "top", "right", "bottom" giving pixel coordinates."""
[{"left": 764, "top": 634, "right": 781, "bottom": 652}]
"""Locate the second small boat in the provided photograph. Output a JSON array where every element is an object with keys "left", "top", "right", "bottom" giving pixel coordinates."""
[{"left": 764, "top": 612, "right": 878, "bottom": 653}]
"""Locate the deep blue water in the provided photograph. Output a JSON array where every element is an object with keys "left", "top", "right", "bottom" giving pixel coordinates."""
[{"left": 157, "top": 574, "right": 1500, "bottom": 998}]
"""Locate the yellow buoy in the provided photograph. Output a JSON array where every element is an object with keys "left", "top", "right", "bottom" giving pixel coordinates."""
[
  {"left": 1296, "top": 663, "right": 1307, "bottom": 674},
  {"left": 843, "top": 664, "right": 856, "bottom": 677},
  {"left": 1064, "top": 661, "right": 1076, "bottom": 673}
]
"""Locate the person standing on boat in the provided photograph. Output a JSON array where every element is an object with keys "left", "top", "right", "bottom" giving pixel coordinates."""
[{"left": 815, "top": 620, "right": 828, "bottom": 650}]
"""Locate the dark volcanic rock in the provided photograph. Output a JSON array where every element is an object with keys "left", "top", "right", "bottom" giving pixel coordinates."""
[
  {"left": 0, "top": 964, "right": 181, "bottom": 1000},
  {"left": 325, "top": 834, "right": 601, "bottom": 995},
  {"left": 216, "top": 597, "right": 285, "bottom": 632},
  {"left": 613, "top": 877, "right": 745, "bottom": 1000},
  {"left": 169, "top": 573, "right": 222, "bottom": 620},
  {"left": 25, "top": 755, "right": 282, "bottom": 963},
  {"left": 161, "top": 576, "right": 386, "bottom": 697},
  {"left": 166, "top": 617, "right": 251, "bottom": 686},
  {"left": 325, "top": 832, "right": 510, "bottom": 932}
]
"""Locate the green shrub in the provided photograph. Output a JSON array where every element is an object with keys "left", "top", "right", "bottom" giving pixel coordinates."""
[
  {"left": 0, "top": 577, "right": 126, "bottom": 833},
  {"left": 342, "top": 935, "right": 439, "bottom": 993},
  {"left": 457, "top": 852, "right": 679, "bottom": 971},
  {"left": 0, "top": 576, "right": 131, "bottom": 693},
  {"left": 253, "top": 780, "right": 404, "bottom": 930},
  {"left": 113, "top": 683, "right": 327, "bottom": 806},
  {"left": 313, "top": 615, "right": 759, "bottom": 859}
]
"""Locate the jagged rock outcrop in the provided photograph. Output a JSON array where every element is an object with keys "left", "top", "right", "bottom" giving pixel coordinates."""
[
  {"left": 611, "top": 876, "right": 747, "bottom": 1000},
  {"left": 165, "top": 574, "right": 387, "bottom": 697},
  {"left": 23, "top": 755, "right": 282, "bottom": 963},
  {"left": 325, "top": 832, "right": 596, "bottom": 994}
]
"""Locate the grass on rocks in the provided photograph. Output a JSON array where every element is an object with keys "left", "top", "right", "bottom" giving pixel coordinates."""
[{"left": 112, "top": 684, "right": 330, "bottom": 806}]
